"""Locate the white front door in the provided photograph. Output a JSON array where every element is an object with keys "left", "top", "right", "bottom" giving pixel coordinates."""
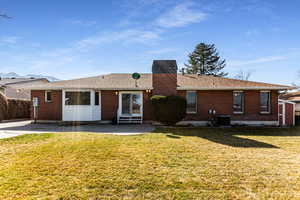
[
  {"left": 119, "top": 92, "right": 143, "bottom": 117},
  {"left": 62, "top": 90, "right": 101, "bottom": 121}
]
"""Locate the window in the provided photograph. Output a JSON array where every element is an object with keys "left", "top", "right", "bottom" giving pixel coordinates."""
[
  {"left": 95, "top": 92, "right": 99, "bottom": 106},
  {"left": 65, "top": 91, "right": 91, "bottom": 105},
  {"left": 260, "top": 91, "right": 270, "bottom": 113},
  {"left": 45, "top": 91, "right": 52, "bottom": 102},
  {"left": 233, "top": 91, "right": 244, "bottom": 113},
  {"left": 121, "top": 93, "right": 142, "bottom": 115},
  {"left": 186, "top": 91, "right": 197, "bottom": 113}
]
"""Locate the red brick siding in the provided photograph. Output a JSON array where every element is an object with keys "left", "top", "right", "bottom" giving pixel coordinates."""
[
  {"left": 101, "top": 90, "right": 153, "bottom": 121},
  {"left": 285, "top": 103, "right": 294, "bottom": 126},
  {"left": 279, "top": 104, "right": 283, "bottom": 125},
  {"left": 31, "top": 89, "right": 279, "bottom": 123},
  {"left": 101, "top": 90, "right": 119, "bottom": 120},
  {"left": 143, "top": 91, "right": 153, "bottom": 120},
  {"left": 178, "top": 90, "right": 279, "bottom": 121},
  {"left": 31, "top": 90, "right": 62, "bottom": 120},
  {"left": 152, "top": 73, "right": 177, "bottom": 96}
]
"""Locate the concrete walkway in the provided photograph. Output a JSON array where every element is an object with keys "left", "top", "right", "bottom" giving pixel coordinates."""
[{"left": 0, "top": 120, "right": 155, "bottom": 139}]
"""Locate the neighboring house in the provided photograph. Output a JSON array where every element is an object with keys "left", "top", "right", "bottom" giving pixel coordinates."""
[
  {"left": 280, "top": 92, "right": 300, "bottom": 125},
  {"left": 0, "top": 78, "right": 49, "bottom": 100},
  {"left": 29, "top": 60, "right": 294, "bottom": 126}
]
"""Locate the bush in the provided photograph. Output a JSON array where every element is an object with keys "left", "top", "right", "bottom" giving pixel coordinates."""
[
  {"left": 0, "top": 93, "right": 8, "bottom": 121},
  {"left": 0, "top": 93, "right": 30, "bottom": 121},
  {"left": 151, "top": 95, "right": 187, "bottom": 125},
  {"left": 7, "top": 99, "right": 31, "bottom": 119}
]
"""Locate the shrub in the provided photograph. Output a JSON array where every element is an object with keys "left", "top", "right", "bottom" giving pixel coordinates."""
[
  {"left": 7, "top": 99, "right": 31, "bottom": 119},
  {"left": 0, "top": 93, "right": 8, "bottom": 121},
  {"left": 0, "top": 93, "right": 30, "bottom": 121},
  {"left": 151, "top": 95, "right": 187, "bottom": 125}
]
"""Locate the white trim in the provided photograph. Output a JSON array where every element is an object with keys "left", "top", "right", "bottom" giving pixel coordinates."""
[
  {"left": 278, "top": 100, "right": 296, "bottom": 126},
  {"left": 260, "top": 111, "right": 271, "bottom": 114},
  {"left": 45, "top": 91, "right": 52, "bottom": 103},
  {"left": 260, "top": 91, "right": 271, "bottom": 114},
  {"left": 62, "top": 89, "right": 101, "bottom": 121},
  {"left": 233, "top": 112, "right": 244, "bottom": 114},
  {"left": 233, "top": 91, "right": 244, "bottom": 114},
  {"left": 118, "top": 91, "right": 143, "bottom": 117},
  {"left": 279, "top": 99, "right": 296, "bottom": 105},
  {"left": 231, "top": 121, "right": 278, "bottom": 126}
]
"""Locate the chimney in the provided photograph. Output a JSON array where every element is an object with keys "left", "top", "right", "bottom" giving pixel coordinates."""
[{"left": 152, "top": 60, "right": 178, "bottom": 96}]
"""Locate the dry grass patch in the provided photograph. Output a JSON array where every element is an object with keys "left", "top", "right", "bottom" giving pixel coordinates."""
[{"left": 0, "top": 127, "right": 300, "bottom": 199}]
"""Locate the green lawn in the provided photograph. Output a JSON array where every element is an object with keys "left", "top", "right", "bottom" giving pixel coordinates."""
[{"left": 1, "top": 127, "right": 300, "bottom": 199}]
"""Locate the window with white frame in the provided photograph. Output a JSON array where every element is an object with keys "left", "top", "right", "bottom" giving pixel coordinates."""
[
  {"left": 186, "top": 91, "right": 197, "bottom": 113},
  {"left": 260, "top": 91, "right": 270, "bottom": 113},
  {"left": 233, "top": 91, "right": 244, "bottom": 113},
  {"left": 65, "top": 91, "right": 91, "bottom": 105},
  {"left": 45, "top": 91, "right": 52, "bottom": 102}
]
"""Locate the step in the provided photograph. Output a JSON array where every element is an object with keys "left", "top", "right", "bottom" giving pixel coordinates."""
[{"left": 118, "top": 116, "right": 143, "bottom": 124}]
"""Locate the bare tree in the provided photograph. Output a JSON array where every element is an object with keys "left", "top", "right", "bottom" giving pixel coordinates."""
[{"left": 234, "top": 70, "right": 252, "bottom": 81}]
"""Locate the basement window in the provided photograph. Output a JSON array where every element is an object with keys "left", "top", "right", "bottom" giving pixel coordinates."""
[
  {"left": 260, "top": 91, "right": 271, "bottom": 114},
  {"left": 233, "top": 91, "right": 244, "bottom": 114},
  {"left": 65, "top": 91, "right": 91, "bottom": 105},
  {"left": 186, "top": 91, "right": 197, "bottom": 114},
  {"left": 45, "top": 91, "right": 52, "bottom": 103}
]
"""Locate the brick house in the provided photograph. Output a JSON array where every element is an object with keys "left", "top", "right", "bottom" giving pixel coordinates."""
[{"left": 30, "top": 60, "right": 294, "bottom": 126}]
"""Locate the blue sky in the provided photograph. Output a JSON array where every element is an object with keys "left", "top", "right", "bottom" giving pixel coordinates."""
[{"left": 0, "top": 0, "right": 299, "bottom": 85}]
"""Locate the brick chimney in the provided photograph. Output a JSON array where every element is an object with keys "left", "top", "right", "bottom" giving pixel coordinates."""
[{"left": 152, "top": 60, "right": 178, "bottom": 96}]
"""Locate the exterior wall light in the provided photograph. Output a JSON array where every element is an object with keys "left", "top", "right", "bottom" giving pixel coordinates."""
[{"left": 115, "top": 91, "right": 118, "bottom": 95}]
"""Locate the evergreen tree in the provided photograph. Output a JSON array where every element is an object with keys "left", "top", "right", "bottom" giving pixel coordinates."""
[{"left": 182, "top": 43, "right": 227, "bottom": 77}]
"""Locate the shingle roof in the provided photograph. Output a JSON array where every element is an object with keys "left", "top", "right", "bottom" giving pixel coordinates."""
[
  {"left": 177, "top": 74, "right": 293, "bottom": 90},
  {"left": 28, "top": 73, "right": 294, "bottom": 91},
  {"left": 1, "top": 86, "right": 30, "bottom": 100},
  {"left": 28, "top": 74, "right": 152, "bottom": 90},
  {"left": 0, "top": 78, "right": 48, "bottom": 86}
]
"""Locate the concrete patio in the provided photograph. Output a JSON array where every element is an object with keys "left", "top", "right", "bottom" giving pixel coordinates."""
[{"left": 0, "top": 120, "right": 155, "bottom": 139}]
